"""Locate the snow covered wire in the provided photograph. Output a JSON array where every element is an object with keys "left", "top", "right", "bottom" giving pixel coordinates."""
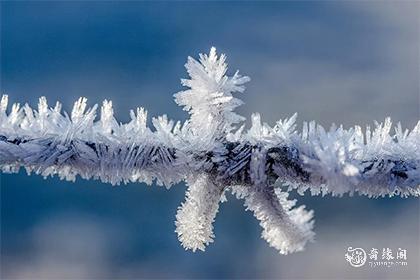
[{"left": 1, "top": 47, "right": 419, "bottom": 254}]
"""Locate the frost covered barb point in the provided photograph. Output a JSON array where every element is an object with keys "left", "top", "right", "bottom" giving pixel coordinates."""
[{"left": 1, "top": 47, "right": 419, "bottom": 254}]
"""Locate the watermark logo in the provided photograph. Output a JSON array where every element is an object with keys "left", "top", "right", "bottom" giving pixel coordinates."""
[
  {"left": 345, "top": 247, "right": 367, "bottom": 267},
  {"left": 345, "top": 247, "right": 408, "bottom": 268}
]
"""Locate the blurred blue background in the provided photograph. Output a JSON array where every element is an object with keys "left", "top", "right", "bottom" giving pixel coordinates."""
[{"left": 1, "top": 1, "right": 419, "bottom": 279}]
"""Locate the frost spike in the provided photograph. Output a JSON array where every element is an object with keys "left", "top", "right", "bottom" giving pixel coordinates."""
[{"left": 175, "top": 174, "right": 224, "bottom": 252}]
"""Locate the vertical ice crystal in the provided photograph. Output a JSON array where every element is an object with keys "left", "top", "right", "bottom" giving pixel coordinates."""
[{"left": 174, "top": 47, "right": 250, "bottom": 149}]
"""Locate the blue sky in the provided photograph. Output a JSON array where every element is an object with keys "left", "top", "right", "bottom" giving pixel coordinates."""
[{"left": 1, "top": 1, "right": 419, "bottom": 279}]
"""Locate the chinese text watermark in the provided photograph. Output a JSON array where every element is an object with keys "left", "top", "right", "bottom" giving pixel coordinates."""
[{"left": 345, "top": 247, "right": 408, "bottom": 268}]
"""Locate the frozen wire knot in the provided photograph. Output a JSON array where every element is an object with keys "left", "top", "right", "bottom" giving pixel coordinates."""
[{"left": 0, "top": 47, "right": 419, "bottom": 254}]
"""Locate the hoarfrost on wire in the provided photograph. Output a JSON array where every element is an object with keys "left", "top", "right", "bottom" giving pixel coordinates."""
[{"left": 0, "top": 47, "right": 419, "bottom": 254}]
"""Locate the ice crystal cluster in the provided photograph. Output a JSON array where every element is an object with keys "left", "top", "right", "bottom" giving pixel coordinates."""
[{"left": 1, "top": 48, "right": 419, "bottom": 254}]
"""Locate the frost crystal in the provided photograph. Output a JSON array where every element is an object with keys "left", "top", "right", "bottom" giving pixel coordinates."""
[{"left": 1, "top": 48, "right": 419, "bottom": 254}]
